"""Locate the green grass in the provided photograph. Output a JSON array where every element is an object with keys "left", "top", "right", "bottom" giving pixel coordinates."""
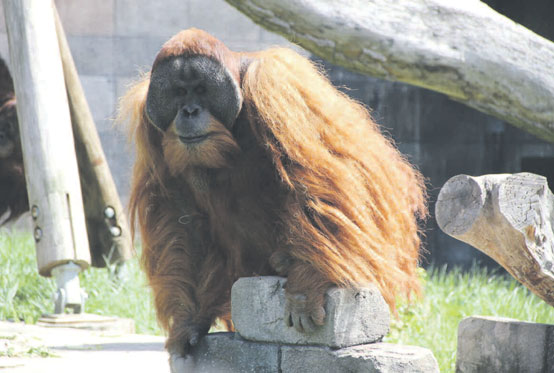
[
  {"left": 0, "top": 233, "right": 56, "bottom": 324},
  {"left": 1, "top": 230, "right": 553, "bottom": 372},
  {"left": 0, "top": 230, "right": 160, "bottom": 335},
  {"left": 385, "top": 266, "right": 554, "bottom": 372}
]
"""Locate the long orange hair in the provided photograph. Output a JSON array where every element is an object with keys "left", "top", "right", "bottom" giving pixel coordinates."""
[
  {"left": 119, "top": 29, "right": 427, "bottom": 317},
  {"left": 242, "top": 48, "right": 427, "bottom": 306}
]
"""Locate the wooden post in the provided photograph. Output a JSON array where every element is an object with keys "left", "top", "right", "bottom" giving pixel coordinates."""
[
  {"left": 436, "top": 173, "right": 554, "bottom": 307},
  {"left": 3, "top": 0, "right": 90, "bottom": 277},
  {"left": 53, "top": 7, "right": 133, "bottom": 268}
]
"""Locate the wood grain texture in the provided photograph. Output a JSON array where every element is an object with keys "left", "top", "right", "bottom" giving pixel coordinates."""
[
  {"left": 436, "top": 173, "right": 554, "bottom": 307},
  {"left": 3, "top": 0, "right": 90, "bottom": 276},
  {"left": 54, "top": 7, "right": 133, "bottom": 267}
]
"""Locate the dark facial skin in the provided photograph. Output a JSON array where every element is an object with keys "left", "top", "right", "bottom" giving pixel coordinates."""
[{"left": 145, "top": 55, "right": 241, "bottom": 144}]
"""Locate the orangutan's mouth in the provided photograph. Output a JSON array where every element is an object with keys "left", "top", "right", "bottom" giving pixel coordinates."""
[{"left": 179, "top": 134, "right": 209, "bottom": 144}]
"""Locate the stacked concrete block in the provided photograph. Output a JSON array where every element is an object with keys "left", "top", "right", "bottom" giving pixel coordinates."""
[
  {"left": 185, "top": 276, "right": 439, "bottom": 373},
  {"left": 231, "top": 277, "right": 390, "bottom": 348},
  {"left": 456, "top": 316, "right": 554, "bottom": 373}
]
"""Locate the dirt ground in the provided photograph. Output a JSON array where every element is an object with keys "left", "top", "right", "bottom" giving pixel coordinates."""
[{"left": 0, "top": 320, "right": 169, "bottom": 372}]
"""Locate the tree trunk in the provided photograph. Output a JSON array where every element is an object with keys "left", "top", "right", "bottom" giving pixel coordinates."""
[
  {"left": 436, "top": 173, "right": 554, "bottom": 307},
  {"left": 225, "top": 0, "right": 554, "bottom": 143}
]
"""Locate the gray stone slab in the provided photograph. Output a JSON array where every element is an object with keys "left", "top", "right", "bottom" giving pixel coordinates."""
[
  {"left": 113, "top": 36, "right": 166, "bottom": 77},
  {"left": 0, "top": 32, "right": 9, "bottom": 64},
  {"left": 281, "top": 343, "right": 439, "bottom": 373},
  {"left": 56, "top": 0, "right": 114, "bottom": 36},
  {"left": 67, "top": 36, "right": 114, "bottom": 76},
  {"left": 456, "top": 316, "right": 554, "bottom": 373},
  {"left": 0, "top": 7, "right": 5, "bottom": 33},
  {"left": 188, "top": 332, "right": 279, "bottom": 373},
  {"left": 115, "top": 76, "right": 139, "bottom": 102},
  {"left": 97, "top": 130, "right": 134, "bottom": 204},
  {"left": 232, "top": 276, "right": 390, "bottom": 348},
  {"left": 80, "top": 75, "right": 116, "bottom": 132},
  {"left": 114, "top": 0, "right": 188, "bottom": 38},
  {"left": 188, "top": 0, "right": 261, "bottom": 44}
]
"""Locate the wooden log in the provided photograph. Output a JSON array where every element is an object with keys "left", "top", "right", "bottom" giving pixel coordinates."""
[
  {"left": 436, "top": 173, "right": 554, "bottom": 307},
  {"left": 3, "top": 0, "right": 90, "bottom": 276},
  {"left": 225, "top": 0, "right": 554, "bottom": 142},
  {"left": 53, "top": 7, "right": 133, "bottom": 267}
]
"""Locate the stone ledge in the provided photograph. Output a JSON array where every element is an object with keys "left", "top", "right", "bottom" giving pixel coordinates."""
[
  {"left": 190, "top": 332, "right": 279, "bottom": 373},
  {"left": 231, "top": 276, "right": 390, "bottom": 348},
  {"left": 184, "top": 333, "right": 439, "bottom": 373},
  {"left": 281, "top": 343, "right": 439, "bottom": 373},
  {"left": 456, "top": 316, "right": 554, "bottom": 373}
]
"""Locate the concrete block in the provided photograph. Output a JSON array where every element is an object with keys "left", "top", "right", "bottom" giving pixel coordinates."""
[
  {"left": 113, "top": 36, "right": 166, "bottom": 77},
  {"left": 98, "top": 130, "right": 134, "bottom": 203},
  {"left": 80, "top": 75, "right": 115, "bottom": 132},
  {"left": 114, "top": 0, "right": 188, "bottom": 38},
  {"left": 0, "top": 6, "right": 5, "bottom": 34},
  {"left": 456, "top": 316, "right": 554, "bottom": 373},
  {"left": 55, "top": 0, "right": 114, "bottom": 36},
  {"left": 67, "top": 36, "right": 114, "bottom": 76},
  {"left": 0, "top": 32, "right": 10, "bottom": 65},
  {"left": 281, "top": 343, "right": 439, "bottom": 373},
  {"left": 188, "top": 332, "right": 279, "bottom": 373},
  {"left": 188, "top": 0, "right": 261, "bottom": 45},
  {"left": 232, "top": 276, "right": 390, "bottom": 348},
  {"left": 115, "top": 76, "right": 141, "bottom": 102}
]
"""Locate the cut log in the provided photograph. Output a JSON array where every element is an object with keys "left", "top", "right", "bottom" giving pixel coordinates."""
[
  {"left": 436, "top": 173, "right": 554, "bottom": 307},
  {"left": 225, "top": 0, "right": 554, "bottom": 142},
  {"left": 53, "top": 7, "right": 133, "bottom": 267}
]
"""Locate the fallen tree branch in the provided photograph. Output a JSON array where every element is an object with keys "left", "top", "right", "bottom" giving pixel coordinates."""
[
  {"left": 436, "top": 173, "right": 554, "bottom": 307},
  {"left": 225, "top": 0, "right": 554, "bottom": 142}
]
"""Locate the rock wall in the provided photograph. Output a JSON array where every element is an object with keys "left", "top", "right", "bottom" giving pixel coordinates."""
[{"left": 176, "top": 277, "right": 440, "bottom": 373}]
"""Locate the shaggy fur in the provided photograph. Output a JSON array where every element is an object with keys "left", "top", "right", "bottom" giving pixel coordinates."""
[{"left": 120, "top": 29, "right": 427, "bottom": 355}]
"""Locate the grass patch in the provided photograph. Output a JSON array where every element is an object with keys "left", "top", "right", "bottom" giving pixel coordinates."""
[
  {"left": 0, "top": 230, "right": 160, "bottom": 335},
  {"left": 79, "top": 252, "right": 160, "bottom": 335},
  {"left": 385, "top": 266, "right": 554, "bottom": 372},
  {"left": 0, "top": 233, "right": 55, "bottom": 324},
  {"left": 2, "top": 230, "right": 553, "bottom": 371}
]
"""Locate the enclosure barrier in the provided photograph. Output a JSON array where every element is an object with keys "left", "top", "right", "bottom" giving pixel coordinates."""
[{"left": 172, "top": 277, "right": 439, "bottom": 373}]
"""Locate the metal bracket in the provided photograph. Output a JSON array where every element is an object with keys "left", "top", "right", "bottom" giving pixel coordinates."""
[{"left": 51, "top": 262, "right": 87, "bottom": 314}]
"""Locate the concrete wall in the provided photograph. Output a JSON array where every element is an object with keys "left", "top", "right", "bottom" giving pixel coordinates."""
[
  {"left": 0, "top": 0, "right": 298, "bottom": 205},
  {"left": 1, "top": 0, "right": 553, "bottom": 266}
]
